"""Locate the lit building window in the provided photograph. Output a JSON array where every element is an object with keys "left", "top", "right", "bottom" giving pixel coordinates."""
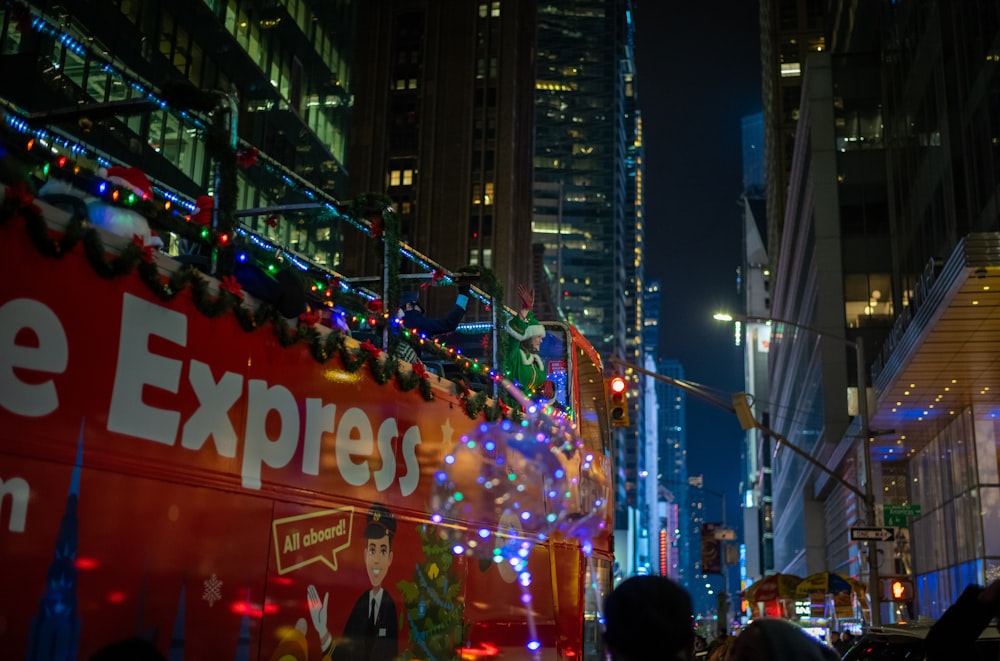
[
  {"left": 780, "top": 62, "right": 801, "bottom": 77},
  {"left": 478, "top": 1, "right": 500, "bottom": 18}
]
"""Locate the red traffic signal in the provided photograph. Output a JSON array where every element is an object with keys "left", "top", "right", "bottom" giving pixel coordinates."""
[
  {"left": 882, "top": 576, "right": 914, "bottom": 602},
  {"left": 608, "top": 376, "right": 630, "bottom": 427}
]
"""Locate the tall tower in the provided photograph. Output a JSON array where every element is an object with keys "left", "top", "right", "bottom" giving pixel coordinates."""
[
  {"left": 737, "top": 112, "right": 773, "bottom": 584},
  {"left": 758, "top": 0, "right": 827, "bottom": 266},
  {"left": 533, "top": 0, "right": 640, "bottom": 570},
  {"left": 755, "top": 0, "right": 1000, "bottom": 626},
  {"left": 655, "top": 359, "right": 690, "bottom": 585},
  {"left": 346, "top": 1, "right": 538, "bottom": 308},
  {"left": 531, "top": 0, "right": 632, "bottom": 361}
]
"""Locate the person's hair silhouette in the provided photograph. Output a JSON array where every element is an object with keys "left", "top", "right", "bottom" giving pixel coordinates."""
[{"left": 603, "top": 575, "right": 695, "bottom": 661}]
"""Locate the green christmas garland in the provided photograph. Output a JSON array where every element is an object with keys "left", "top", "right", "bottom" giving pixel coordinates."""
[
  {"left": 0, "top": 179, "right": 442, "bottom": 403},
  {"left": 2, "top": 144, "right": 509, "bottom": 418}
]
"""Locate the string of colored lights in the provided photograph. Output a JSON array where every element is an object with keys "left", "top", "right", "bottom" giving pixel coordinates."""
[
  {"left": 10, "top": 8, "right": 569, "bottom": 412},
  {"left": 27, "top": 14, "right": 204, "bottom": 131},
  {"left": 5, "top": 122, "right": 539, "bottom": 396},
  {"left": 21, "top": 6, "right": 498, "bottom": 310},
  {"left": 430, "top": 399, "right": 609, "bottom": 654}
]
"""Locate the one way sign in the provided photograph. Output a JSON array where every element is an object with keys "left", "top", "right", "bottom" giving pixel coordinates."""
[{"left": 850, "top": 526, "right": 895, "bottom": 542}]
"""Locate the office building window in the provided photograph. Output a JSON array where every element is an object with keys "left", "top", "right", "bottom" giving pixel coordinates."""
[
  {"left": 478, "top": 1, "right": 501, "bottom": 18},
  {"left": 844, "top": 273, "right": 893, "bottom": 327},
  {"left": 388, "top": 168, "right": 414, "bottom": 187}
]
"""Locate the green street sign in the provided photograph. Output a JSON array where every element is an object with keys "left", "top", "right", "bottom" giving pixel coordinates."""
[{"left": 883, "top": 504, "right": 921, "bottom": 527}]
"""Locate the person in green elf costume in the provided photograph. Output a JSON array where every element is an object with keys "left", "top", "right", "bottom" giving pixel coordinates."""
[{"left": 503, "top": 284, "right": 549, "bottom": 398}]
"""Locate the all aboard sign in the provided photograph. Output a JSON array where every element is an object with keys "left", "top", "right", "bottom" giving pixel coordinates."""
[{"left": 0, "top": 212, "right": 578, "bottom": 659}]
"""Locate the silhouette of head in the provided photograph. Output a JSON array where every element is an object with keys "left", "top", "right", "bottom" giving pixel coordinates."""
[{"left": 603, "top": 575, "right": 694, "bottom": 661}]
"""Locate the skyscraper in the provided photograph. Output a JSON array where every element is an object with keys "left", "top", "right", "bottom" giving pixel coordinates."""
[
  {"left": 532, "top": 0, "right": 632, "bottom": 360},
  {"left": 759, "top": 0, "right": 827, "bottom": 266},
  {"left": 737, "top": 112, "right": 772, "bottom": 584},
  {"left": 345, "top": 0, "right": 538, "bottom": 309},
  {"left": 532, "top": 0, "right": 640, "bottom": 571},
  {"left": 757, "top": 0, "right": 1000, "bottom": 626},
  {"left": 656, "top": 358, "right": 690, "bottom": 585}
]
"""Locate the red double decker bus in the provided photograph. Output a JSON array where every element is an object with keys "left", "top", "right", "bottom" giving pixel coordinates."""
[{"left": 0, "top": 157, "right": 615, "bottom": 659}]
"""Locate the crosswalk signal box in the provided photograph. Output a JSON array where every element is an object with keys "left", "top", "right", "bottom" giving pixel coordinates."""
[
  {"left": 608, "top": 376, "right": 630, "bottom": 428},
  {"left": 882, "top": 576, "right": 915, "bottom": 602}
]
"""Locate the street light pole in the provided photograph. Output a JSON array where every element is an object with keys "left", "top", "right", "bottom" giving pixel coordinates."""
[
  {"left": 718, "top": 489, "right": 729, "bottom": 638},
  {"left": 855, "top": 336, "right": 881, "bottom": 627},
  {"left": 611, "top": 344, "right": 883, "bottom": 626},
  {"left": 715, "top": 314, "right": 881, "bottom": 627}
]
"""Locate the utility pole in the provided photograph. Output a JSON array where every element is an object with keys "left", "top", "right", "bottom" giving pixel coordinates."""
[
  {"left": 718, "top": 488, "right": 729, "bottom": 638},
  {"left": 614, "top": 349, "right": 882, "bottom": 627},
  {"left": 856, "top": 337, "right": 881, "bottom": 627},
  {"left": 714, "top": 314, "right": 882, "bottom": 627}
]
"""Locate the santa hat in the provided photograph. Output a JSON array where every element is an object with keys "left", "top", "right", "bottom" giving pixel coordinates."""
[
  {"left": 101, "top": 166, "right": 153, "bottom": 200},
  {"left": 506, "top": 310, "right": 546, "bottom": 341},
  {"left": 191, "top": 195, "right": 214, "bottom": 227}
]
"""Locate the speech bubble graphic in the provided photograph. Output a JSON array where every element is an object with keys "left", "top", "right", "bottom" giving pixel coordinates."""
[{"left": 273, "top": 506, "right": 354, "bottom": 574}]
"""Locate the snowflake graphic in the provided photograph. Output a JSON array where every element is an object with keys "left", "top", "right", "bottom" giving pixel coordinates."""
[{"left": 203, "top": 573, "right": 223, "bottom": 607}]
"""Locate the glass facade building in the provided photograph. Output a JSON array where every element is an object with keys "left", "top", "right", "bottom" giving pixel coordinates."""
[
  {"left": 532, "top": 0, "right": 639, "bottom": 569},
  {"left": 757, "top": 0, "right": 1000, "bottom": 626},
  {"left": 656, "top": 358, "right": 691, "bottom": 585},
  {"left": 532, "top": 0, "right": 630, "bottom": 361},
  {"left": 0, "top": 0, "right": 357, "bottom": 268}
]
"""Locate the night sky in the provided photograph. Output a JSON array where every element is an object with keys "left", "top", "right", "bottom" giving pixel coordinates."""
[{"left": 633, "top": 1, "right": 763, "bottom": 529}]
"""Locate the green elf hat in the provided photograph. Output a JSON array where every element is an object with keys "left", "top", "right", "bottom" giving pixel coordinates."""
[{"left": 506, "top": 310, "right": 546, "bottom": 341}]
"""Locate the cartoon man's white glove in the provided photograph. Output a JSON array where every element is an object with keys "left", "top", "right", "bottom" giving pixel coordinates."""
[{"left": 308, "top": 584, "right": 332, "bottom": 649}]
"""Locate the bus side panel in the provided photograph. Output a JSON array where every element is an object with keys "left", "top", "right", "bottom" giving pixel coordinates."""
[
  {"left": 552, "top": 542, "right": 583, "bottom": 658},
  {"left": 1, "top": 450, "right": 274, "bottom": 659},
  {"left": 0, "top": 217, "right": 604, "bottom": 658},
  {"left": 466, "top": 543, "right": 581, "bottom": 661},
  {"left": 259, "top": 501, "right": 475, "bottom": 660},
  {"left": 0, "top": 216, "right": 471, "bottom": 514}
]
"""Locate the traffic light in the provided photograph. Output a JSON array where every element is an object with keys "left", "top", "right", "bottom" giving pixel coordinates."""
[
  {"left": 608, "top": 376, "right": 630, "bottom": 427},
  {"left": 882, "top": 576, "right": 914, "bottom": 602}
]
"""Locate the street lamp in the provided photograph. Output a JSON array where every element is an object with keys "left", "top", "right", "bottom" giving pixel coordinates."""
[{"left": 714, "top": 312, "right": 881, "bottom": 627}]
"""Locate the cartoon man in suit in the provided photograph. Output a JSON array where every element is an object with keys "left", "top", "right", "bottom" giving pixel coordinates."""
[{"left": 307, "top": 504, "right": 399, "bottom": 661}]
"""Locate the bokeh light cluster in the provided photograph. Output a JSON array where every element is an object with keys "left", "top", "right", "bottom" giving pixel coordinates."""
[
  {"left": 430, "top": 405, "right": 610, "bottom": 655},
  {"left": 431, "top": 409, "right": 608, "bottom": 562}
]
